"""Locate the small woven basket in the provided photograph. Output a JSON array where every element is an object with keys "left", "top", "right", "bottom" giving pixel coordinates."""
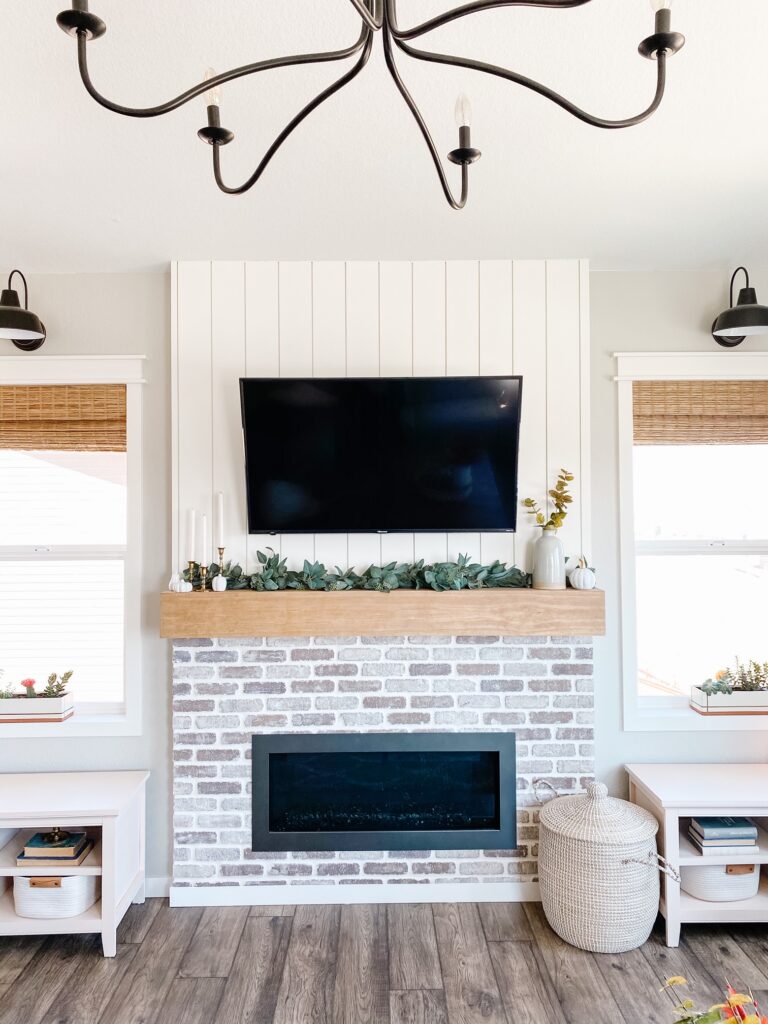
[
  {"left": 537, "top": 781, "right": 677, "bottom": 953},
  {"left": 13, "top": 874, "right": 99, "bottom": 919}
]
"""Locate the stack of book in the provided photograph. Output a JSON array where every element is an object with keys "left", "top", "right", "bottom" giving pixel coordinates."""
[
  {"left": 688, "top": 816, "right": 758, "bottom": 857},
  {"left": 16, "top": 830, "right": 94, "bottom": 868}
]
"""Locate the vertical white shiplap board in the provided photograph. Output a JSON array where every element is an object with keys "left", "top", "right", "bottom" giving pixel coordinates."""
[
  {"left": 277, "top": 262, "right": 315, "bottom": 566},
  {"left": 346, "top": 262, "right": 379, "bottom": 378},
  {"left": 211, "top": 262, "right": 247, "bottom": 568},
  {"left": 344, "top": 261, "right": 381, "bottom": 571},
  {"left": 244, "top": 262, "right": 280, "bottom": 571},
  {"left": 379, "top": 262, "right": 415, "bottom": 567},
  {"left": 579, "top": 260, "right": 592, "bottom": 562},
  {"left": 312, "top": 262, "right": 349, "bottom": 570},
  {"left": 512, "top": 261, "right": 547, "bottom": 573},
  {"left": 446, "top": 260, "right": 480, "bottom": 561},
  {"left": 545, "top": 260, "right": 582, "bottom": 562},
  {"left": 478, "top": 260, "right": 515, "bottom": 569},
  {"left": 412, "top": 261, "right": 448, "bottom": 564},
  {"left": 176, "top": 261, "right": 213, "bottom": 569}
]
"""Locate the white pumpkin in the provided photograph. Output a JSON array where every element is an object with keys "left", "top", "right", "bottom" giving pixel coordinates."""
[
  {"left": 178, "top": 580, "right": 193, "bottom": 593},
  {"left": 212, "top": 575, "right": 227, "bottom": 592},
  {"left": 570, "top": 557, "right": 596, "bottom": 591}
]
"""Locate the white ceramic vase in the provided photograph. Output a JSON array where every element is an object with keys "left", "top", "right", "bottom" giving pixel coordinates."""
[{"left": 532, "top": 528, "right": 566, "bottom": 590}]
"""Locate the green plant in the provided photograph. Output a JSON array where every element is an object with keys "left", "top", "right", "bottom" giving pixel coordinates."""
[
  {"left": 0, "top": 685, "right": 15, "bottom": 700},
  {"left": 657, "top": 977, "right": 767, "bottom": 1024},
  {"left": 181, "top": 550, "right": 531, "bottom": 594},
  {"left": 41, "top": 671, "right": 73, "bottom": 698},
  {"left": 701, "top": 657, "right": 768, "bottom": 695},
  {"left": 522, "top": 469, "right": 574, "bottom": 530}
]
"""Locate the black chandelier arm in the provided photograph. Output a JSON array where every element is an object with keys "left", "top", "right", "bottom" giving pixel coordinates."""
[
  {"left": 382, "top": 26, "right": 468, "bottom": 210},
  {"left": 387, "top": 0, "right": 592, "bottom": 42},
  {"left": 348, "top": 0, "right": 384, "bottom": 31},
  {"left": 73, "top": 23, "right": 369, "bottom": 120},
  {"left": 211, "top": 30, "right": 374, "bottom": 196},
  {"left": 393, "top": 32, "right": 668, "bottom": 130}
]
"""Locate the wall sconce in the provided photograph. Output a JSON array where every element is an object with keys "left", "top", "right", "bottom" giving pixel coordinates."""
[
  {"left": 0, "top": 270, "right": 46, "bottom": 351},
  {"left": 712, "top": 267, "right": 768, "bottom": 348}
]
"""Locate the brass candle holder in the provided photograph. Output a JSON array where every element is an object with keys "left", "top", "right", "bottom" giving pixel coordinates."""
[
  {"left": 198, "top": 564, "right": 209, "bottom": 592},
  {"left": 217, "top": 546, "right": 225, "bottom": 573}
]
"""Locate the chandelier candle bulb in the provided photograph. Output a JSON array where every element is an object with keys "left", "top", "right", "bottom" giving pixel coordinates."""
[
  {"left": 454, "top": 93, "right": 472, "bottom": 128},
  {"left": 204, "top": 68, "right": 221, "bottom": 109}
]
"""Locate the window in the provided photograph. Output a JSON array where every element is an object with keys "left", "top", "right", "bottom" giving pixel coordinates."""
[
  {"left": 0, "top": 363, "right": 143, "bottom": 735},
  {"left": 617, "top": 356, "right": 768, "bottom": 730}
]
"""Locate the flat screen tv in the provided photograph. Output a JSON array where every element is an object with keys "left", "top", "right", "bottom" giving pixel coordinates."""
[{"left": 240, "top": 376, "right": 523, "bottom": 534}]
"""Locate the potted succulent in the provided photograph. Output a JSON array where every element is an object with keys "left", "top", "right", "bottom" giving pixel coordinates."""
[
  {"left": 690, "top": 659, "right": 768, "bottom": 716},
  {"left": 0, "top": 671, "right": 75, "bottom": 724}
]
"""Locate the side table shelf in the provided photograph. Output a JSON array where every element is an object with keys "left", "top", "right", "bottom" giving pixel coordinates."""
[
  {"left": 0, "top": 770, "right": 149, "bottom": 956},
  {"left": 626, "top": 762, "right": 768, "bottom": 947}
]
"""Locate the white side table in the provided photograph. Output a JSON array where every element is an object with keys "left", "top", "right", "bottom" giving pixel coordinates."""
[
  {"left": 626, "top": 763, "right": 768, "bottom": 947},
  {"left": 0, "top": 770, "right": 149, "bottom": 956}
]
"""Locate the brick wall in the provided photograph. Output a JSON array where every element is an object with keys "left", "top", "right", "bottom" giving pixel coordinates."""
[{"left": 172, "top": 634, "right": 594, "bottom": 889}]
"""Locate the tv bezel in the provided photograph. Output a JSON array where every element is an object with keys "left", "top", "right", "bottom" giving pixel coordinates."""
[{"left": 240, "top": 374, "right": 523, "bottom": 535}]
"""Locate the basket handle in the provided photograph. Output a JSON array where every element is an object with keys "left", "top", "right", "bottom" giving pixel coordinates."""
[
  {"left": 622, "top": 851, "right": 680, "bottom": 883},
  {"left": 533, "top": 779, "right": 559, "bottom": 804}
]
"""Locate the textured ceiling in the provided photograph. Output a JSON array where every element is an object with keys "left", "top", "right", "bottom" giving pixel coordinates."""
[{"left": 2, "top": 1, "right": 767, "bottom": 272}]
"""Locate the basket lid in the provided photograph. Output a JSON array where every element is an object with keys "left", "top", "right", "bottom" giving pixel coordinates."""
[{"left": 539, "top": 782, "right": 658, "bottom": 845}]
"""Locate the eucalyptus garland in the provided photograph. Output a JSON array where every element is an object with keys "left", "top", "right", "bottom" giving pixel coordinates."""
[{"left": 184, "top": 550, "right": 531, "bottom": 593}]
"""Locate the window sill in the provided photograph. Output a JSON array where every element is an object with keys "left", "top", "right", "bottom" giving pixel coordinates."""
[
  {"left": 0, "top": 708, "right": 141, "bottom": 739},
  {"left": 625, "top": 704, "right": 768, "bottom": 733}
]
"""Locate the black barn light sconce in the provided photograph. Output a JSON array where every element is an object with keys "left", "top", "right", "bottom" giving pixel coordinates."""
[
  {"left": 0, "top": 271, "right": 46, "bottom": 352},
  {"left": 712, "top": 268, "right": 768, "bottom": 349},
  {"left": 56, "top": 0, "right": 685, "bottom": 210}
]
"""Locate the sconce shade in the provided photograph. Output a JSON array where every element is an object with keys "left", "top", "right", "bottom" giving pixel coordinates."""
[
  {"left": 712, "top": 268, "right": 768, "bottom": 348},
  {"left": 0, "top": 271, "right": 46, "bottom": 351}
]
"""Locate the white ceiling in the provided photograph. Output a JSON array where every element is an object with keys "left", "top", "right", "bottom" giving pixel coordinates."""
[{"left": 2, "top": 1, "right": 767, "bottom": 273}]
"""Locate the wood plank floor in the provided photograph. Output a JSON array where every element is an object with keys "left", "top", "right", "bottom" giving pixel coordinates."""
[{"left": 0, "top": 902, "right": 763, "bottom": 1024}]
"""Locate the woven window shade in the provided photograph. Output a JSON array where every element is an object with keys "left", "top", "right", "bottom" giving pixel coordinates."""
[
  {"left": 633, "top": 380, "right": 768, "bottom": 445},
  {"left": 0, "top": 385, "right": 127, "bottom": 451}
]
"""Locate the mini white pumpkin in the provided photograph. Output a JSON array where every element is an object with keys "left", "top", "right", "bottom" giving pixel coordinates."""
[
  {"left": 178, "top": 579, "right": 193, "bottom": 593},
  {"left": 211, "top": 575, "right": 227, "bottom": 592},
  {"left": 570, "top": 557, "right": 596, "bottom": 591},
  {"left": 168, "top": 573, "right": 182, "bottom": 592}
]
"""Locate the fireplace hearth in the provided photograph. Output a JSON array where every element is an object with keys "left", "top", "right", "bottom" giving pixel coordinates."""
[{"left": 252, "top": 732, "right": 516, "bottom": 852}]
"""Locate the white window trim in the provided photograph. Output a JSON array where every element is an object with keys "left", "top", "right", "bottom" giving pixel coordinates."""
[
  {"left": 616, "top": 351, "right": 768, "bottom": 733},
  {"left": 0, "top": 354, "right": 145, "bottom": 738}
]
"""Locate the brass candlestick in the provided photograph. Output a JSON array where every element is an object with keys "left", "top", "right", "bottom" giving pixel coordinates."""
[
  {"left": 187, "top": 559, "right": 196, "bottom": 585},
  {"left": 217, "top": 546, "right": 225, "bottom": 573},
  {"left": 198, "top": 564, "right": 209, "bottom": 591}
]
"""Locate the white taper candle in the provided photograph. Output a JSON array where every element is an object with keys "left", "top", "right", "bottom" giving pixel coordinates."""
[
  {"left": 186, "top": 509, "right": 196, "bottom": 563},
  {"left": 216, "top": 492, "right": 225, "bottom": 549},
  {"left": 200, "top": 513, "right": 208, "bottom": 566}
]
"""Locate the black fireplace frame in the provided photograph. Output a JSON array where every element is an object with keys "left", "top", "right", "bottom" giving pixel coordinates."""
[{"left": 251, "top": 731, "right": 516, "bottom": 852}]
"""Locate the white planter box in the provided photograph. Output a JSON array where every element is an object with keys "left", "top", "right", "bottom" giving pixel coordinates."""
[
  {"left": 690, "top": 686, "right": 768, "bottom": 716},
  {"left": 0, "top": 694, "right": 74, "bottom": 724}
]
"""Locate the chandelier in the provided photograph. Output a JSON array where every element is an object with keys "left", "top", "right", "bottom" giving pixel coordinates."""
[{"left": 56, "top": 0, "right": 685, "bottom": 210}]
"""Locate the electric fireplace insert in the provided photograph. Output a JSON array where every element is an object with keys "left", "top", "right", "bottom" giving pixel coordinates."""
[{"left": 251, "top": 732, "right": 516, "bottom": 852}]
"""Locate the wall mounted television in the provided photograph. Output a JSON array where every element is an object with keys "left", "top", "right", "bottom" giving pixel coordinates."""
[{"left": 240, "top": 376, "right": 523, "bottom": 534}]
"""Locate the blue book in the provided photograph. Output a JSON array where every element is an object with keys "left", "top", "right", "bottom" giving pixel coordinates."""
[
  {"left": 690, "top": 816, "right": 757, "bottom": 840},
  {"left": 22, "top": 831, "right": 88, "bottom": 859}
]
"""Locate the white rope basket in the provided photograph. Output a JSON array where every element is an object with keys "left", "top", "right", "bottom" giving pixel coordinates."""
[
  {"left": 536, "top": 780, "right": 677, "bottom": 954},
  {"left": 13, "top": 874, "right": 99, "bottom": 919}
]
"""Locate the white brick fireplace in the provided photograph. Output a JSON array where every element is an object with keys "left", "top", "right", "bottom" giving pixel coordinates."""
[{"left": 171, "top": 632, "right": 594, "bottom": 906}]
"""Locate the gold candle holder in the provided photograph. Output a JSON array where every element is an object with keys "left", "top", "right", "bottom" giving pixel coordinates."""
[
  {"left": 217, "top": 546, "right": 225, "bottom": 573},
  {"left": 187, "top": 560, "right": 196, "bottom": 583},
  {"left": 198, "top": 564, "right": 209, "bottom": 592}
]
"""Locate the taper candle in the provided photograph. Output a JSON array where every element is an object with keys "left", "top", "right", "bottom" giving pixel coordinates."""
[
  {"left": 200, "top": 513, "right": 208, "bottom": 566},
  {"left": 215, "top": 492, "right": 225, "bottom": 549},
  {"left": 186, "top": 509, "right": 196, "bottom": 563}
]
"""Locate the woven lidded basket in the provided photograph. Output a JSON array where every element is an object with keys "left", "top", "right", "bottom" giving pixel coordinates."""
[{"left": 537, "top": 781, "right": 675, "bottom": 953}]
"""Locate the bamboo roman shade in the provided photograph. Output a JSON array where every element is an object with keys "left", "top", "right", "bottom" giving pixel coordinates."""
[
  {"left": 0, "top": 385, "right": 126, "bottom": 451},
  {"left": 633, "top": 380, "right": 768, "bottom": 445}
]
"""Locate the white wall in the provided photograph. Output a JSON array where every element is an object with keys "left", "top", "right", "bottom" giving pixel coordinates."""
[
  {"left": 0, "top": 273, "right": 172, "bottom": 883},
  {"left": 591, "top": 269, "right": 768, "bottom": 796},
  {"left": 173, "top": 260, "right": 591, "bottom": 576}
]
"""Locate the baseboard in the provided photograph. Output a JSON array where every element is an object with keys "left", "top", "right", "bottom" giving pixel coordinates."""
[
  {"left": 145, "top": 876, "right": 171, "bottom": 898},
  {"left": 170, "top": 880, "right": 540, "bottom": 907}
]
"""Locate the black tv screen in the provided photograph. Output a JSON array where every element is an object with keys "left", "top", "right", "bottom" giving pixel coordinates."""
[{"left": 240, "top": 376, "right": 523, "bottom": 534}]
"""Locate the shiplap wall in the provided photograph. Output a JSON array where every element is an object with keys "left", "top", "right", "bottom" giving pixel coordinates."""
[{"left": 171, "top": 260, "right": 590, "bottom": 574}]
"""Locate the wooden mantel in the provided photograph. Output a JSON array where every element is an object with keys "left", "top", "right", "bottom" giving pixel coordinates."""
[{"left": 160, "top": 589, "right": 605, "bottom": 639}]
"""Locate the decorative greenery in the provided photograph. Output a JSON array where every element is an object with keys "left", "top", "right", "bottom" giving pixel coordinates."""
[
  {"left": 522, "top": 469, "right": 574, "bottom": 531},
  {"left": 701, "top": 657, "right": 768, "bottom": 696},
  {"left": 0, "top": 670, "right": 73, "bottom": 700},
  {"left": 659, "top": 976, "right": 767, "bottom": 1024},
  {"left": 183, "top": 550, "right": 531, "bottom": 593}
]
